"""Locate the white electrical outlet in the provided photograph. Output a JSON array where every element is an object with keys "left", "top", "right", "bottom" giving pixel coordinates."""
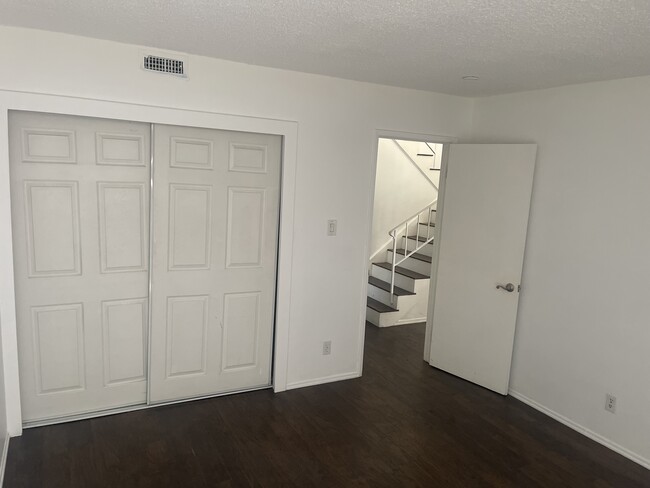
[
  {"left": 322, "top": 341, "right": 332, "bottom": 355},
  {"left": 605, "top": 393, "right": 617, "bottom": 413},
  {"left": 327, "top": 220, "right": 337, "bottom": 236}
]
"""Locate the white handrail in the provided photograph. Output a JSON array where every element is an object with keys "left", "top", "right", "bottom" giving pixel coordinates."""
[{"left": 389, "top": 200, "right": 436, "bottom": 302}]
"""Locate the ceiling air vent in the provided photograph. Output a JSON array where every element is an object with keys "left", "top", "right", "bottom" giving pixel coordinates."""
[{"left": 143, "top": 55, "right": 185, "bottom": 77}]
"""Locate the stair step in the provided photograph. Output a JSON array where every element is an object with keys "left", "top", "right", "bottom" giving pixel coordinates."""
[
  {"left": 374, "top": 262, "right": 429, "bottom": 280},
  {"left": 367, "top": 297, "right": 398, "bottom": 313},
  {"left": 368, "top": 276, "right": 415, "bottom": 296},
  {"left": 404, "top": 235, "right": 433, "bottom": 244},
  {"left": 388, "top": 249, "right": 432, "bottom": 264},
  {"left": 403, "top": 236, "right": 434, "bottom": 258},
  {"left": 418, "top": 222, "right": 436, "bottom": 228}
]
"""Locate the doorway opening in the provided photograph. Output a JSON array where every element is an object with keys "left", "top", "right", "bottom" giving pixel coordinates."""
[
  {"left": 365, "top": 139, "right": 537, "bottom": 397},
  {"left": 366, "top": 137, "right": 444, "bottom": 335}
]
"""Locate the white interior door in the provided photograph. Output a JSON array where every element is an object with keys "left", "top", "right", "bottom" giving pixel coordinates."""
[
  {"left": 148, "top": 124, "right": 281, "bottom": 402},
  {"left": 9, "top": 111, "right": 150, "bottom": 422},
  {"left": 428, "top": 144, "right": 536, "bottom": 395}
]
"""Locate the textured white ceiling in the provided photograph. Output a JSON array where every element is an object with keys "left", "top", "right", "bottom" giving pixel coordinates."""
[{"left": 2, "top": 0, "right": 650, "bottom": 96}]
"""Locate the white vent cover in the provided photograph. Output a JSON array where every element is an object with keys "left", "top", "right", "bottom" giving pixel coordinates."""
[{"left": 143, "top": 55, "right": 185, "bottom": 76}]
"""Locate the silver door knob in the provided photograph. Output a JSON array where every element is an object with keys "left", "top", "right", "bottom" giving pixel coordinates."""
[{"left": 496, "top": 283, "right": 515, "bottom": 292}]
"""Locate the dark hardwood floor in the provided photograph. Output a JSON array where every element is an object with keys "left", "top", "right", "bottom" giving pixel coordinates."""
[{"left": 5, "top": 323, "right": 649, "bottom": 487}]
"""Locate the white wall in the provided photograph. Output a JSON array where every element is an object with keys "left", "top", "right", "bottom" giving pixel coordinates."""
[
  {"left": 371, "top": 139, "right": 437, "bottom": 259},
  {"left": 395, "top": 140, "right": 442, "bottom": 188},
  {"left": 472, "top": 76, "right": 650, "bottom": 467},
  {"left": 0, "top": 27, "right": 474, "bottom": 432}
]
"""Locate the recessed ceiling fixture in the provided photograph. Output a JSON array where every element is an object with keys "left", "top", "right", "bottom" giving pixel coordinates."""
[{"left": 462, "top": 76, "right": 479, "bottom": 81}]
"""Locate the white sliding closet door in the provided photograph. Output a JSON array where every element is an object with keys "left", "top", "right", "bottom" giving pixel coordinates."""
[
  {"left": 149, "top": 124, "right": 281, "bottom": 402},
  {"left": 9, "top": 112, "right": 150, "bottom": 422}
]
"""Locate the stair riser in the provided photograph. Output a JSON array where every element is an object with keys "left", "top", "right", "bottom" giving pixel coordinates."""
[
  {"left": 366, "top": 294, "right": 428, "bottom": 328},
  {"left": 402, "top": 238, "right": 434, "bottom": 257},
  {"left": 386, "top": 250, "right": 432, "bottom": 275},
  {"left": 366, "top": 307, "right": 400, "bottom": 327},
  {"left": 370, "top": 264, "right": 416, "bottom": 292},
  {"left": 366, "top": 306, "right": 402, "bottom": 327},
  {"left": 366, "top": 307, "right": 380, "bottom": 327},
  {"left": 367, "top": 283, "right": 401, "bottom": 307}
]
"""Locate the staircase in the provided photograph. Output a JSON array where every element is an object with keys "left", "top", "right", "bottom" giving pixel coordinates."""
[{"left": 366, "top": 204, "right": 436, "bottom": 327}]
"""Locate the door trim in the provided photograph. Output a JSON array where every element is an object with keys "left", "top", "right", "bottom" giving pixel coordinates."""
[{"left": 0, "top": 89, "right": 298, "bottom": 436}]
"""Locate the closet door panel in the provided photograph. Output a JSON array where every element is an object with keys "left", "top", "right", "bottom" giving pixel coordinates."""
[
  {"left": 9, "top": 112, "right": 150, "bottom": 423},
  {"left": 149, "top": 124, "right": 281, "bottom": 402}
]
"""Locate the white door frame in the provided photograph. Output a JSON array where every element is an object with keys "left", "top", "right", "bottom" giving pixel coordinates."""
[
  {"left": 358, "top": 129, "right": 457, "bottom": 373},
  {"left": 0, "top": 89, "right": 298, "bottom": 436}
]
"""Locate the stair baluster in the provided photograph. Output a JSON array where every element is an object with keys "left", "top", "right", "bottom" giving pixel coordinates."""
[{"left": 389, "top": 200, "right": 436, "bottom": 305}]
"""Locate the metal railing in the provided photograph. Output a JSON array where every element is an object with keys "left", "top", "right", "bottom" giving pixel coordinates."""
[{"left": 388, "top": 200, "right": 436, "bottom": 303}]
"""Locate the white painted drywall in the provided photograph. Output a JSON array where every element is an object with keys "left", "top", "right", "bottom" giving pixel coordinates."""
[
  {"left": 371, "top": 139, "right": 437, "bottom": 259},
  {"left": 472, "top": 76, "right": 650, "bottom": 466},
  {"left": 0, "top": 27, "right": 473, "bottom": 432},
  {"left": 394, "top": 140, "right": 442, "bottom": 188}
]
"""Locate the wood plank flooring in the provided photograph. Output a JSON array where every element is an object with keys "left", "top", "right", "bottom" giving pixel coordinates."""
[{"left": 5, "top": 323, "right": 649, "bottom": 487}]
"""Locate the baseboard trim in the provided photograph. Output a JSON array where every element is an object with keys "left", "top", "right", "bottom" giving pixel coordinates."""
[
  {"left": 395, "top": 317, "right": 427, "bottom": 326},
  {"left": 286, "top": 371, "right": 360, "bottom": 390},
  {"left": 372, "top": 317, "right": 427, "bottom": 328},
  {"left": 0, "top": 435, "right": 9, "bottom": 487},
  {"left": 509, "top": 389, "right": 650, "bottom": 471}
]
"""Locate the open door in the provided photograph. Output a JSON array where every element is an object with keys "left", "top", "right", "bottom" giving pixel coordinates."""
[{"left": 427, "top": 144, "right": 536, "bottom": 395}]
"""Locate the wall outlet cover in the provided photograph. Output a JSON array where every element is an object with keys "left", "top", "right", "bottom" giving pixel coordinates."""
[{"left": 605, "top": 393, "right": 616, "bottom": 413}]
